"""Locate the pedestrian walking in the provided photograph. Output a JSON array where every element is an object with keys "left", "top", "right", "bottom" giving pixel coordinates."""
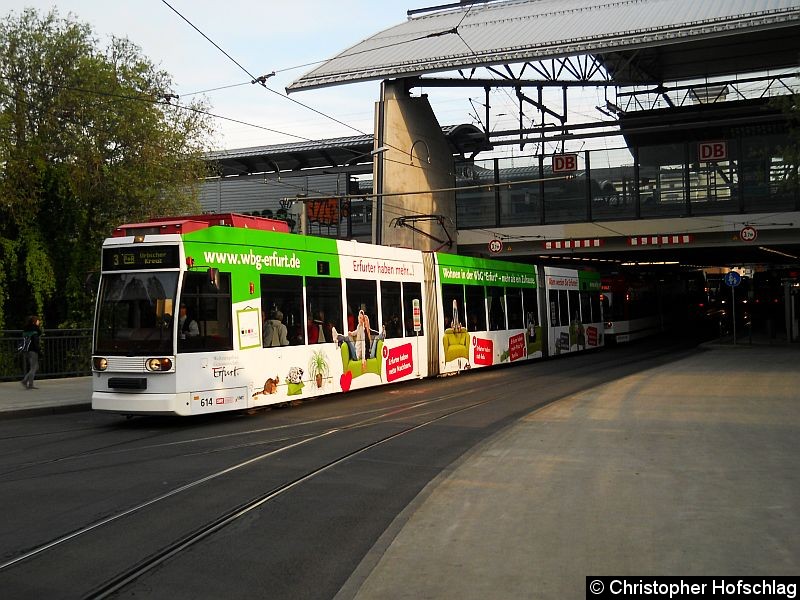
[{"left": 21, "top": 315, "right": 42, "bottom": 390}]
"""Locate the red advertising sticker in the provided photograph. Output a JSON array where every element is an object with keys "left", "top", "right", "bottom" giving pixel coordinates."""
[
  {"left": 473, "top": 338, "right": 494, "bottom": 366},
  {"left": 586, "top": 326, "right": 598, "bottom": 346},
  {"left": 386, "top": 343, "right": 414, "bottom": 382},
  {"left": 509, "top": 333, "right": 526, "bottom": 362}
]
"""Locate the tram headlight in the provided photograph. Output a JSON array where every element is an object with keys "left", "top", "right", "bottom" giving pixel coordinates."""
[
  {"left": 146, "top": 357, "right": 173, "bottom": 372},
  {"left": 93, "top": 357, "right": 108, "bottom": 371}
]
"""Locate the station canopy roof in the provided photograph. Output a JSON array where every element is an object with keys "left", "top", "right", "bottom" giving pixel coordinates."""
[
  {"left": 288, "top": 0, "right": 800, "bottom": 92},
  {"left": 205, "top": 124, "right": 486, "bottom": 177}
]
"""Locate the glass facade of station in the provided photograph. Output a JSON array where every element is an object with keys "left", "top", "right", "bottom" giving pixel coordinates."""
[
  {"left": 455, "top": 127, "right": 799, "bottom": 229},
  {"left": 206, "top": 118, "right": 798, "bottom": 241}
]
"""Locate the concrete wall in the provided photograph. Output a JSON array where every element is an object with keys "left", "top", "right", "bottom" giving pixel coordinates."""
[{"left": 374, "top": 80, "right": 457, "bottom": 252}]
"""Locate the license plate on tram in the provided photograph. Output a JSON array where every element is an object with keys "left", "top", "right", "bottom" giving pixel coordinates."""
[{"left": 191, "top": 388, "right": 248, "bottom": 414}]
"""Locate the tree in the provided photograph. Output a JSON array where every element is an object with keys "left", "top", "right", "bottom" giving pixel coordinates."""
[{"left": 0, "top": 8, "right": 213, "bottom": 329}]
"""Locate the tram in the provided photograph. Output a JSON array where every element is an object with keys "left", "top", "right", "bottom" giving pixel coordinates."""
[
  {"left": 601, "top": 274, "right": 662, "bottom": 343},
  {"left": 601, "top": 270, "right": 709, "bottom": 343},
  {"left": 91, "top": 214, "right": 603, "bottom": 416}
]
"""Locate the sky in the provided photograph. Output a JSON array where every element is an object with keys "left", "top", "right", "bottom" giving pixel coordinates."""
[
  {"left": 2, "top": 0, "right": 612, "bottom": 157},
  {"left": 1, "top": 1, "right": 422, "bottom": 150}
]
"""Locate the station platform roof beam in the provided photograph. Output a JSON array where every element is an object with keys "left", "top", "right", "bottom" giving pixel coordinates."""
[{"left": 287, "top": 0, "right": 800, "bottom": 93}]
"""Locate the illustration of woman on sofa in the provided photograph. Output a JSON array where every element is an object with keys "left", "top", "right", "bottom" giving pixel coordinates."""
[
  {"left": 442, "top": 299, "right": 470, "bottom": 367},
  {"left": 332, "top": 310, "right": 385, "bottom": 379}
]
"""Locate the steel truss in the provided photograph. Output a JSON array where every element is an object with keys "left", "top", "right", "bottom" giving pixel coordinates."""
[{"left": 408, "top": 57, "right": 799, "bottom": 150}]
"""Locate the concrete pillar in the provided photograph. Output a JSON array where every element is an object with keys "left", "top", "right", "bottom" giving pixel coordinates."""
[{"left": 373, "top": 79, "right": 458, "bottom": 252}]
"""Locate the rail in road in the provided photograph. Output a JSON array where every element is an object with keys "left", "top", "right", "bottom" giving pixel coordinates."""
[{"left": 0, "top": 338, "right": 741, "bottom": 599}]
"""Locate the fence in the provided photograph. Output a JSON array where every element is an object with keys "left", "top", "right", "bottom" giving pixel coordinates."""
[{"left": 0, "top": 329, "right": 92, "bottom": 381}]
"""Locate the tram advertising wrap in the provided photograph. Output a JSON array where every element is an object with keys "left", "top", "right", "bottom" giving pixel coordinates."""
[{"left": 91, "top": 215, "right": 603, "bottom": 416}]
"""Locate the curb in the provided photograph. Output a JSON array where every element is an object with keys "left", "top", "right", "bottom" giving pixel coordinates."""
[{"left": 0, "top": 403, "right": 91, "bottom": 420}]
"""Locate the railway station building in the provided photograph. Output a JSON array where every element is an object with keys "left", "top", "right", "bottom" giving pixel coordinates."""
[{"left": 200, "top": 0, "right": 800, "bottom": 336}]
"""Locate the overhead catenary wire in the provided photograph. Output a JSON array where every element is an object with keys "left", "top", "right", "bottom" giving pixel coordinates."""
[
  {"left": 1, "top": 67, "right": 467, "bottom": 190},
  {"left": 285, "top": 174, "right": 575, "bottom": 202},
  {"left": 0, "top": 74, "right": 320, "bottom": 146},
  {"left": 160, "top": 0, "right": 368, "bottom": 138},
  {"left": 159, "top": 0, "right": 465, "bottom": 180}
]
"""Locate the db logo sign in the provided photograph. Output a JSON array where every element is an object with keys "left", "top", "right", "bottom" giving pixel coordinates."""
[
  {"left": 699, "top": 141, "right": 727, "bottom": 162},
  {"left": 740, "top": 226, "right": 757, "bottom": 242},
  {"left": 488, "top": 239, "right": 503, "bottom": 253},
  {"left": 552, "top": 154, "right": 578, "bottom": 173}
]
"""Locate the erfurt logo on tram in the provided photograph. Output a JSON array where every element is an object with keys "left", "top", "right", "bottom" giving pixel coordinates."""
[{"left": 212, "top": 366, "right": 243, "bottom": 382}]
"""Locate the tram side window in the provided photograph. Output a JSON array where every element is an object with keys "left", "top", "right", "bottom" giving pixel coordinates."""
[
  {"left": 601, "top": 293, "right": 612, "bottom": 322},
  {"left": 306, "top": 277, "right": 342, "bottom": 344},
  {"left": 402, "top": 281, "right": 424, "bottom": 336},
  {"left": 260, "top": 274, "right": 304, "bottom": 346},
  {"left": 487, "top": 286, "right": 506, "bottom": 331},
  {"left": 506, "top": 287, "right": 524, "bottom": 329},
  {"left": 579, "top": 291, "right": 592, "bottom": 324},
  {"left": 179, "top": 270, "right": 233, "bottom": 353},
  {"left": 568, "top": 290, "right": 580, "bottom": 324},
  {"left": 381, "top": 281, "right": 402, "bottom": 338},
  {"left": 464, "top": 285, "right": 486, "bottom": 331},
  {"left": 442, "top": 283, "right": 465, "bottom": 330},
  {"left": 591, "top": 292, "right": 602, "bottom": 323},
  {"left": 522, "top": 288, "right": 539, "bottom": 330},
  {"left": 346, "top": 279, "right": 378, "bottom": 334},
  {"left": 559, "top": 290, "right": 570, "bottom": 326},
  {"left": 549, "top": 290, "right": 559, "bottom": 327}
]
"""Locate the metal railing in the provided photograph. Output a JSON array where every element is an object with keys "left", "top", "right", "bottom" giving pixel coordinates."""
[{"left": 0, "top": 329, "right": 92, "bottom": 381}]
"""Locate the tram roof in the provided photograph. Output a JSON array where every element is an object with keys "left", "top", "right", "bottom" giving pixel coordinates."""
[{"left": 288, "top": 0, "right": 800, "bottom": 92}]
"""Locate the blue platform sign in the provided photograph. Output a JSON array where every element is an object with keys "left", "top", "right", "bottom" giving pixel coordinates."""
[{"left": 724, "top": 271, "right": 741, "bottom": 287}]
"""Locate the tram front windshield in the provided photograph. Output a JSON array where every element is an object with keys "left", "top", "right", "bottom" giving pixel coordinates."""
[{"left": 94, "top": 272, "right": 179, "bottom": 355}]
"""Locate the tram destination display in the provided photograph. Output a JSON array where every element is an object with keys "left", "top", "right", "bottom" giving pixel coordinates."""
[{"left": 102, "top": 245, "right": 180, "bottom": 271}]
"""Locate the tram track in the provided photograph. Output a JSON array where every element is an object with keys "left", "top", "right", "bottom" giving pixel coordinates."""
[
  {"left": 0, "top": 379, "right": 502, "bottom": 569},
  {"left": 0, "top": 403, "right": 406, "bottom": 479},
  {"left": 0, "top": 364, "right": 522, "bottom": 555},
  {"left": 0, "top": 339, "right": 696, "bottom": 484},
  {"left": 85, "top": 396, "right": 492, "bottom": 599},
  {"left": 0, "top": 383, "right": 485, "bottom": 481},
  {"left": 0, "top": 391, "right": 498, "bottom": 599},
  {"left": 0, "top": 340, "right": 701, "bottom": 598}
]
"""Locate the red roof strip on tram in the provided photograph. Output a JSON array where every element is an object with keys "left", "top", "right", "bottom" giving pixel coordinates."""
[{"left": 112, "top": 213, "right": 290, "bottom": 237}]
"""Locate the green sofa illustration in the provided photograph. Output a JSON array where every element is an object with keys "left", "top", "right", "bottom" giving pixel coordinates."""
[
  {"left": 340, "top": 338, "right": 384, "bottom": 379},
  {"left": 527, "top": 326, "right": 543, "bottom": 356},
  {"left": 442, "top": 328, "right": 470, "bottom": 363}
]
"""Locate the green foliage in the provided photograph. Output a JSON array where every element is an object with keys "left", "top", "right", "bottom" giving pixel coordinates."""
[
  {"left": 0, "top": 237, "right": 19, "bottom": 328},
  {"left": 23, "top": 234, "right": 55, "bottom": 318},
  {"left": 0, "top": 8, "right": 214, "bottom": 329}
]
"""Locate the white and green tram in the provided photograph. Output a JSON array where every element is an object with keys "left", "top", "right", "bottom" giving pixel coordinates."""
[{"left": 91, "top": 214, "right": 603, "bottom": 416}]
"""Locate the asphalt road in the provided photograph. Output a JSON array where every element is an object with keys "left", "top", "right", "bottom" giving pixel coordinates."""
[{"left": 0, "top": 339, "right": 705, "bottom": 599}]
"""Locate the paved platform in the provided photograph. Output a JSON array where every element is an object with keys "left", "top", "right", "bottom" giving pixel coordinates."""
[
  {"left": 2, "top": 339, "right": 799, "bottom": 599},
  {"left": 339, "top": 340, "right": 800, "bottom": 599},
  {"left": 0, "top": 376, "right": 91, "bottom": 418}
]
